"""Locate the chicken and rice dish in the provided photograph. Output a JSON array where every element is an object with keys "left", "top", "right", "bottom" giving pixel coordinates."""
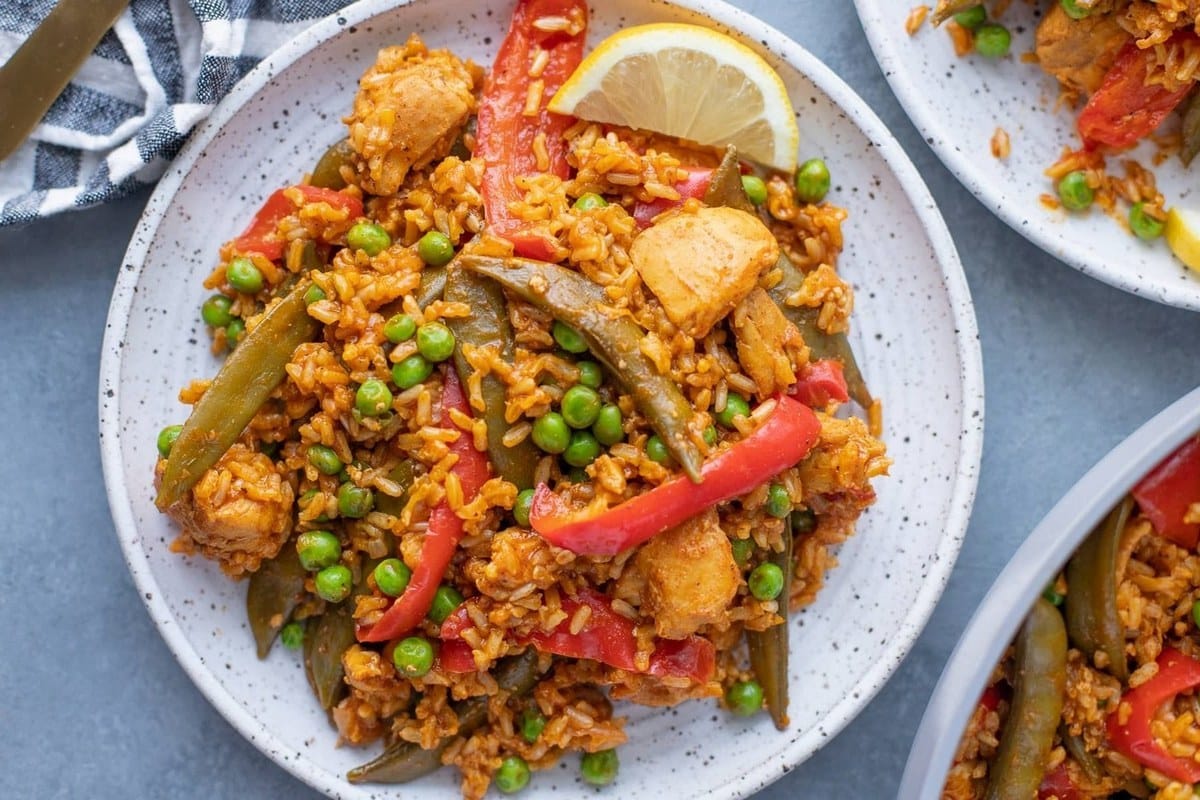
[{"left": 151, "top": 1, "right": 888, "bottom": 796}]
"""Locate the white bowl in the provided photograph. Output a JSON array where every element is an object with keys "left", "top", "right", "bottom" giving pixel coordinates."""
[
  {"left": 98, "top": 1, "right": 983, "bottom": 797},
  {"left": 854, "top": 0, "right": 1200, "bottom": 309},
  {"left": 901, "top": 385, "right": 1200, "bottom": 798}
]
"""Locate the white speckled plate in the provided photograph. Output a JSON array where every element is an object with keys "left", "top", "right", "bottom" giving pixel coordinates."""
[
  {"left": 98, "top": 1, "right": 983, "bottom": 797},
  {"left": 854, "top": 1, "right": 1200, "bottom": 309}
]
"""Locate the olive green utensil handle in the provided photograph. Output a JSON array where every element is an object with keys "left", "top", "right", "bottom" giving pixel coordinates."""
[{"left": 0, "top": 0, "right": 132, "bottom": 163}]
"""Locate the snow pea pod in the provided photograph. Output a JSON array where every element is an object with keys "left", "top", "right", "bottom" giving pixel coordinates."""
[
  {"left": 746, "top": 513, "right": 792, "bottom": 730},
  {"left": 303, "top": 590, "right": 358, "bottom": 711},
  {"left": 1065, "top": 496, "right": 1134, "bottom": 682},
  {"left": 347, "top": 649, "right": 542, "bottom": 784},
  {"left": 373, "top": 459, "right": 417, "bottom": 517},
  {"left": 1181, "top": 90, "right": 1200, "bottom": 167},
  {"left": 247, "top": 542, "right": 308, "bottom": 659},
  {"left": 984, "top": 597, "right": 1067, "bottom": 800},
  {"left": 457, "top": 254, "right": 703, "bottom": 482},
  {"left": 444, "top": 263, "right": 540, "bottom": 489},
  {"left": 310, "top": 139, "right": 354, "bottom": 190}
]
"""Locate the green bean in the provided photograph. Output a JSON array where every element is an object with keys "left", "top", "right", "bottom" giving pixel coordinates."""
[
  {"left": 310, "top": 140, "right": 355, "bottom": 190},
  {"left": 458, "top": 255, "right": 703, "bottom": 482},
  {"left": 1065, "top": 497, "right": 1133, "bottom": 682},
  {"left": 373, "top": 459, "right": 417, "bottom": 517},
  {"left": 156, "top": 280, "right": 319, "bottom": 510},
  {"left": 1181, "top": 90, "right": 1200, "bottom": 167},
  {"left": 747, "top": 513, "right": 792, "bottom": 730},
  {"left": 1059, "top": 724, "right": 1103, "bottom": 783},
  {"left": 246, "top": 542, "right": 308, "bottom": 659},
  {"left": 984, "top": 598, "right": 1067, "bottom": 800},
  {"left": 444, "top": 263, "right": 540, "bottom": 489},
  {"left": 347, "top": 649, "right": 543, "bottom": 784}
]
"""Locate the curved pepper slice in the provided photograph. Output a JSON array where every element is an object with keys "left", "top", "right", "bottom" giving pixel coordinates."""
[
  {"left": 789, "top": 359, "right": 849, "bottom": 408},
  {"left": 357, "top": 368, "right": 491, "bottom": 642},
  {"left": 1107, "top": 647, "right": 1200, "bottom": 784},
  {"left": 439, "top": 588, "right": 715, "bottom": 683},
  {"left": 631, "top": 166, "right": 713, "bottom": 228},
  {"left": 529, "top": 394, "right": 821, "bottom": 555},
  {"left": 476, "top": 0, "right": 586, "bottom": 260},
  {"left": 1133, "top": 437, "right": 1200, "bottom": 550},
  {"left": 1037, "top": 764, "right": 1081, "bottom": 800},
  {"left": 233, "top": 185, "right": 363, "bottom": 261}
]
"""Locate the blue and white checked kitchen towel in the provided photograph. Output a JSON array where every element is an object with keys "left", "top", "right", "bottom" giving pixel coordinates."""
[{"left": 0, "top": 0, "right": 357, "bottom": 226}]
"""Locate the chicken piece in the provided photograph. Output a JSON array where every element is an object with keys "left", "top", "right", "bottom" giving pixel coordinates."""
[
  {"left": 1035, "top": 3, "right": 1129, "bottom": 95},
  {"left": 346, "top": 34, "right": 481, "bottom": 196},
  {"left": 164, "top": 443, "right": 293, "bottom": 577},
  {"left": 732, "top": 287, "right": 804, "bottom": 397},
  {"left": 615, "top": 508, "right": 740, "bottom": 640},
  {"left": 629, "top": 206, "right": 780, "bottom": 339}
]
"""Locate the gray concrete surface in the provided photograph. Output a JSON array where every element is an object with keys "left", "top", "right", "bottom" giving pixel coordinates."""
[{"left": 3, "top": 2, "right": 1200, "bottom": 798}]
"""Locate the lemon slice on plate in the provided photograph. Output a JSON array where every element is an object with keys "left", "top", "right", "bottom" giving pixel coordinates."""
[
  {"left": 548, "top": 23, "right": 799, "bottom": 172},
  {"left": 1166, "top": 207, "right": 1200, "bottom": 273}
]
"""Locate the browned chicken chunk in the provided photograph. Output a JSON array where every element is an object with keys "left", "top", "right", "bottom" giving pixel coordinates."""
[
  {"left": 629, "top": 206, "right": 779, "bottom": 339},
  {"left": 732, "top": 287, "right": 804, "bottom": 397},
  {"left": 1035, "top": 3, "right": 1129, "bottom": 95},
  {"left": 346, "top": 34, "right": 481, "bottom": 196},
  {"left": 164, "top": 443, "right": 294, "bottom": 577},
  {"left": 615, "top": 508, "right": 740, "bottom": 640}
]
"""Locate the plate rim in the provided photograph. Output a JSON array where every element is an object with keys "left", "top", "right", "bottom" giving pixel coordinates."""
[
  {"left": 97, "top": 0, "right": 985, "bottom": 797},
  {"left": 851, "top": 0, "right": 1200, "bottom": 311}
]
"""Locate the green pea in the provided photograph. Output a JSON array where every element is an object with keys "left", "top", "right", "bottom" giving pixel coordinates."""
[
  {"left": 417, "top": 230, "right": 455, "bottom": 266},
  {"left": 384, "top": 313, "right": 417, "bottom": 343},
  {"left": 392, "top": 636, "right": 435, "bottom": 678},
  {"left": 741, "top": 175, "right": 768, "bottom": 205},
  {"left": 303, "top": 283, "right": 326, "bottom": 305},
  {"left": 716, "top": 394, "right": 751, "bottom": 428},
  {"left": 347, "top": 221, "right": 391, "bottom": 256},
  {"left": 573, "top": 192, "right": 608, "bottom": 211},
  {"left": 576, "top": 360, "right": 603, "bottom": 389},
  {"left": 1043, "top": 583, "right": 1065, "bottom": 607},
  {"left": 1057, "top": 171, "right": 1094, "bottom": 212},
  {"left": 513, "top": 488, "right": 535, "bottom": 527},
  {"left": 974, "top": 23, "right": 1011, "bottom": 58},
  {"left": 157, "top": 424, "right": 183, "bottom": 458},
  {"left": 392, "top": 354, "right": 433, "bottom": 389},
  {"left": 580, "top": 749, "right": 618, "bottom": 787},
  {"left": 416, "top": 322, "right": 455, "bottom": 363},
  {"left": 225, "top": 318, "right": 246, "bottom": 348},
  {"left": 749, "top": 562, "right": 785, "bottom": 601},
  {"left": 1129, "top": 202, "right": 1165, "bottom": 241},
  {"left": 494, "top": 755, "right": 531, "bottom": 794},
  {"left": 429, "top": 585, "right": 464, "bottom": 624},
  {"left": 315, "top": 564, "right": 353, "bottom": 603},
  {"left": 726, "top": 680, "right": 764, "bottom": 716},
  {"left": 592, "top": 404, "right": 624, "bottom": 446},
  {"left": 373, "top": 558, "right": 412, "bottom": 597},
  {"left": 765, "top": 484, "right": 791, "bottom": 519},
  {"left": 953, "top": 4, "right": 987, "bottom": 29},
  {"left": 564, "top": 431, "right": 601, "bottom": 468},
  {"left": 794, "top": 158, "right": 831, "bottom": 204},
  {"left": 226, "top": 256, "right": 264, "bottom": 294},
  {"left": 703, "top": 425, "right": 719, "bottom": 446},
  {"left": 1060, "top": 0, "right": 1090, "bottom": 19},
  {"left": 520, "top": 707, "right": 546, "bottom": 743},
  {"left": 279, "top": 621, "right": 304, "bottom": 649},
  {"left": 552, "top": 320, "right": 589, "bottom": 354},
  {"left": 561, "top": 385, "right": 602, "bottom": 429},
  {"left": 296, "top": 530, "right": 341, "bottom": 571},
  {"left": 337, "top": 482, "right": 374, "bottom": 518},
  {"left": 307, "top": 444, "right": 343, "bottom": 475},
  {"left": 201, "top": 294, "right": 234, "bottom": 327},
  {"left": 532, "top": 412, "right": 571, "bottom": 454},
  {"left": 356, "top": 379, "right": 393, "bottom": 417},
  {"left": 1192, "top": 599, "right": 1200, "bottom": 629},
  {"left": 645, "top": 435, "right": 673, "bottom": 465},
  {"left": 791, "top": 508, "right": 817, "bottom": 534},
  {"left": 730, "top": 538, "right": 753, "bottom": 566}
]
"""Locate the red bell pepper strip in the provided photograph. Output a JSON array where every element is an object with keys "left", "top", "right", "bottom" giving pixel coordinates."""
[
  {"left": 789, "top": 359, "right": 849, "bottom": 408},
  {"left": 439, "top": 588, "right": 715, "bottom": 682},
  {"left": 529, "top": 394, "right": 821, "bottom": 555},
  {"left": 1078, "top": 36, "right": 1197, "bottom": 151},
  {"left": 1037, "top": 763, "right": 1082, "bottom": 800},
  {"left": 232, "top": 185, "right": 362, "bottom": 261},
  {"left": 476, "top": 0, "right": 587, "bottom": 261},
  {"left": 979, "top": 684, "right": 1003, "bottom": 713},
  {"left": 357, "top": 368, "right": 491, "bottom": 643},
  {"left": 1133, "top": 437, "right": 1200, "bottom": 550},
  {"left": 1106, "top": 646, "right": 1200, "bottom": 784},
  {"left": 631, "top": 166, "right": 713, "bottom": 228}
]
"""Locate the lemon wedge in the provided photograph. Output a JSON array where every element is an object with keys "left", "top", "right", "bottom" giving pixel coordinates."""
[
  {"left": 1165, "top": 207, "right": 1200, "bottom": 272},
  {"left": 548, "top": 23, "right": 799, "bottom": 172}
]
